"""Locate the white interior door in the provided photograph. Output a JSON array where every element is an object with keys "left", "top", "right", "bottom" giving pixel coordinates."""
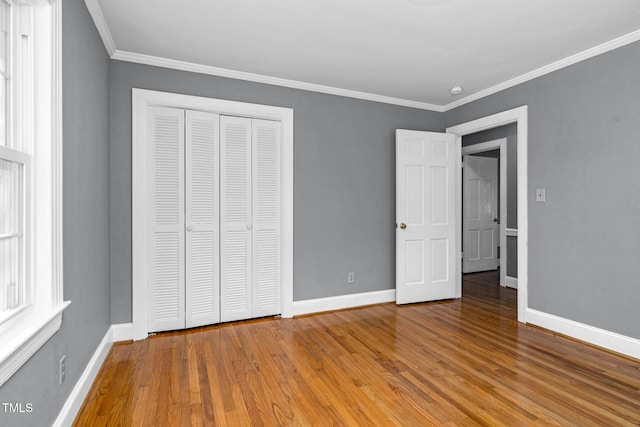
[
  {"left": 148, "top": 107, "right": 186, "bottom": 332},
  {"left": 220, "top": 116, "right": 253, "bottom": 322},
  {"left": 185, "top": 110, "right": 220, "bottom": 328},
  {"left": 462, "top": 155, "right": 498, "bottom": 273},
  {"left": 396, "top": 130, "right": 457, "bottom": 304}
]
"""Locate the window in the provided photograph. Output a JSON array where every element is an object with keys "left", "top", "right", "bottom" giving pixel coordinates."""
[
  {"left": 0, "top": 0, "right": 29, "bottom": 324},
  {"left": 0, "top": 0, "right": 65, "bottom": 387},
  {"left": 0, "top": 155, "right": 28, "bottom": 321}
]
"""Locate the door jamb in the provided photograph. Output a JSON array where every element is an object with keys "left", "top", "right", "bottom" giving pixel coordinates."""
[
  {"left": 462, "top": 139, "right": 507, "bottom": 287},
  {"left": 132, "top": 88, "right": 294, "bottom": 340},
  {"left": 447, "top": 105, "right": 528, "bottom": 323}
]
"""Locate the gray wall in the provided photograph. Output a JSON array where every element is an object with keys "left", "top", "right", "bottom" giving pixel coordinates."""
[
  {"left": 445, "top": 40, "right": 640, "bottom": 339},
  {"left": 0, "top": 1, "right": 112, "bottom": 426},
  {"left": 109, "top": 61, "right": 443, "bottom": 323},
  {"left": 463, "top": 124, "right": 518, "bottom": 277}
]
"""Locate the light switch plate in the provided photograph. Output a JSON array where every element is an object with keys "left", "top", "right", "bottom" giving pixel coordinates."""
[{"left": 536, "top": 188, "right": 546, "bottom": 202}]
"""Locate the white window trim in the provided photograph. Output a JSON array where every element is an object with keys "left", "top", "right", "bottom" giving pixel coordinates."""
[
  {"left": 0, "top": 0, "right": 68, "bottom": 387},
  {"left": 132, "top": 89, "right": 294, "bottom": 341}
]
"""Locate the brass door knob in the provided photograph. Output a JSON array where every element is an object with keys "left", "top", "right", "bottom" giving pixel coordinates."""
[{"left": 399, "top": 223, "right": 407, "bottom": 229}]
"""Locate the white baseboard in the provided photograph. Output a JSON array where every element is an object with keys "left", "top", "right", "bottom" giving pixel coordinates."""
[
  {"left": 526, "top": 308, "right": 640, "bottom": 360},
  {"left": 505, "top": 276, "right": 518, "bottom": 289},
  {"left": 112, "top": 323, "right": 134, "bottom": 342},
  {"left": 293, "top": 289, "right": 396, "bottom": 316},
  {"left": 52, "top": 326, "right": 114, "bottom": 427}
]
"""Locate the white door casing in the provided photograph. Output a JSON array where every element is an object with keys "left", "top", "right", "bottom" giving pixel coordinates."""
[
  {"left": 462, "top": 155, "right": 498, "bottom": 273},
  {"left": 185, "top": 110, "right": 220, "bottom": 328},
  {"left": 148, "top": 106, "right": 186, "bottom": 332},
  {"left": 446, "top": 105, "right": 528, "bottom": 323},
  {"left": 462, "top": 138, "right": 508, "bottom": 288},
  {"left": 396, "top": 130, "right": 457, "bottom": 304}
]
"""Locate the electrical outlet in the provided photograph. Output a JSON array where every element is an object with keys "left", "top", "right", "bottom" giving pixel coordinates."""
[
  {"left": 535, "top": 188, "right": 546, "bottom": 202},
  {"left": 347, "top": 272, "right": 355, "bottom": 284},
  {"left": 59, "top": 355, "right": 66, "bottom": 385}
]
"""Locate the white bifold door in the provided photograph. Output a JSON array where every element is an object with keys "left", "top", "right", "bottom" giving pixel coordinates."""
[
  {"left": 396, "top": 130, "right": 457, "bottom": 304},
  {"left": 148, "top": 107, "right": 281, "bottom": 333},
  {"left": 220, "top": 116, "right": 281, "bottom": 323}
]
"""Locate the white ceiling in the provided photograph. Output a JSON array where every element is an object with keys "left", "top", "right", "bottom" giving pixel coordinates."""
[{"left": 92, "top": 0, "right": 640, "bottom": 110}]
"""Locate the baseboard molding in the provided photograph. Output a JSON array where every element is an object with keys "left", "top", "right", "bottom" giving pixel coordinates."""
[
  {"left": 112, "top": 323, "right": 134, "bottom": 342},
  {"left": 293, "top": 289, "right": 396, "bottom": 316},
  {"left": 526, "top": 309, "right": 640, "bottom": 360},
  {"left": 52, "top": 326, "right": 114, "bottom": 427},
  {"left": 505, "top": 276, "right": 518, "bottom": 289}
]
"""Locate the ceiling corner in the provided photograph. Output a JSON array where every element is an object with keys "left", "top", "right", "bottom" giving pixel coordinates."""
[{"left": 84, "top": 0, "right": 116, "bottom": 57}]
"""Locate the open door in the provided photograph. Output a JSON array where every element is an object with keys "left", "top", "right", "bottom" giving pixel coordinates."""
[
  {"left": 462, "top": 155, "right": 499, "bottom": 273},
  {"left": 396, "top": 130, "right": 457, "bottom": 304}
]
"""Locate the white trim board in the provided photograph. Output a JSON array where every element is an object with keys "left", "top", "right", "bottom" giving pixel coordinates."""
[
  {"left": 505, "top": 276, "right": 518, "bottom": 289},
  {"left": 526, "top": 309, "right": 640, "bottom": 360},
  {"left": 112, "top": 323, "right": 133, "bottom": 342},
  {"left": 0, "top": 302, "right": 70, "bottom": 387},
  {"left": 52, "top": 326, "right": 114, "bottom": 427},
  {"left": 83, "top": 0, "right": 116, "bottom": 56},
  {"left": 462, "top": 138, "right": 508, "bottom": 288},
  {"left": 132, "top": 89, "right": 294, "bottom": 341},
  {"left": 293, "top": 289, "right": 396, "bottom": 317},
  {"left": 113, "top": 50, "right": 442, "bottom": 111},
  {"left": 447, "top": 106, "right": 528, "bottom": 323},
  {"left": 83, "top": 0, "right": 640, "bottom": 113},
  {"left": 443, "top": 29, "right": 640, "bottom": 111}
]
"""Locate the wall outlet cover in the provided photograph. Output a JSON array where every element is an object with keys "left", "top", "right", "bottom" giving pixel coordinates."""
[{"left": 59, "top": 355, "right": 66, "bottom": 385}]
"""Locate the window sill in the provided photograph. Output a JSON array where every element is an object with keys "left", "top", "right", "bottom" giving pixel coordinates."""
[{"left": 0, "top": 300, "right": 71, "bottom": 387}]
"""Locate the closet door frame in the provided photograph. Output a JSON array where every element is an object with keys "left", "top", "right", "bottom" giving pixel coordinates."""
[{"left": 132, "top": 89, "right": 294, "bottom": 341}]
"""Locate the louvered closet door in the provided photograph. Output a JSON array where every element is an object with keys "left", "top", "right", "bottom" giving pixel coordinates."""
[
  {"left": 220, "top": 116, "right": 253, "bottom": 322},
  {"left": 252, "top": 119, "right": 281, "bottom": 317},
  {"left": 148, "top": 107, "right": 185, "bottom": 332},
  {"left": 185, "top": 110, "right": 220, "bottom": 328}
]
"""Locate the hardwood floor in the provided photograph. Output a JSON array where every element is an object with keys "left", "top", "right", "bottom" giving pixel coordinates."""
[{"left": 74, "top": 271, "right": 640, "bottom": 426}]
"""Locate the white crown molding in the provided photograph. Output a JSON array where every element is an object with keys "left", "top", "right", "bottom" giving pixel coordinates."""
[
  {"left": 85, "top": 1, "right": 640, "bottom": 114},
  {"left": 112, "top": 50, "right": 444, "bottom": 112},
  {"left": 443, "top": 29, "right": 640, "bottom": 111},
  {"left": 84, "top": 0, "right": 116, "bottom": 56}
]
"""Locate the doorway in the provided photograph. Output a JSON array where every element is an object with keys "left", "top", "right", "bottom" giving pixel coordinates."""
[
  {"left": 461, "top": 136, "right": 514, "bottom": 292},
  {"left": 446, "top": 106, "right": 528, "bottom": 323},
  {"left": 462, "top": 149, "right": 501, "bottom": 274}
]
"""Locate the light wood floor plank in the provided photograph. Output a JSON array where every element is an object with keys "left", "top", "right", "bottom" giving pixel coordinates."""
[{"left": 74, "top": 272, "right": 640, "bottom": 426}]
